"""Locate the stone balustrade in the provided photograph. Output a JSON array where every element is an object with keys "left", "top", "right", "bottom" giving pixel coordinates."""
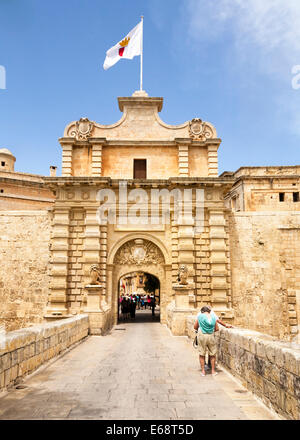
[
  {"left": 0, "top": 315, "right": 89, "bottom": 392},
  {"left": 186, "top": 316, "right": 300, "bottom": 420}
]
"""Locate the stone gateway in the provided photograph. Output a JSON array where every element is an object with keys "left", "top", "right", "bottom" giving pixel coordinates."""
[
  {"left": 0, "top": 91, "right": 299, "bottom": 420},
  {"left": 0, "top": 91, "right": 299, "bottom": 341},
  {"left": 44, "top": 91, "right": 234, "bottom": 335}
]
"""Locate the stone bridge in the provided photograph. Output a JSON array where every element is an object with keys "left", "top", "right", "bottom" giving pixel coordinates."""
[{"left": 0, "top": 312, "right": 299, "bottom": 420}]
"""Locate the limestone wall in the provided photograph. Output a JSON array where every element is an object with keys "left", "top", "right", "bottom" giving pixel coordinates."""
[
  {"left": 0, "top": 211, "right": 51, "bottom": 331},
  {"left": 0, "top": 173, "right": 55, "bottom": 210},
  {"left": 229, "top": 212, "right": 300, "bottom": 340},
  {"left": 0, "top": 315, "right": 89, "bottom": 392},
  {"left": 215, "top": 328, "right": 300, "bottom": 420},
  {"left": 185, "top": 316, "right": 300, "bottom": 420},
  {"left": 101, "top": 145, "right": 179, "bottom": 179}
]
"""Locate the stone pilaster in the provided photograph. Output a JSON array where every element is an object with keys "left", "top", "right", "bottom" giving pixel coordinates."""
[
  {"left": 106, "top": 264, "right": 116, "bottom": 322},
  {"left": 178, "top": 145, "right": 189, "bottom": 177},
  {"left": 100, "top": 224, "right": 108, "bottom": 300},
  {"left": 47, "top": 208, "right": 70, "bottom": 316},
  {"left": 207, "top": 144, "right": 218, "bottom": 177},
  {"left": 171, "top": 215, "right": 179, "bottom": 286},
  {"left": 177, "top": 223, "right": 195, "bottom": 285},
  {"left": 177, "top": 191, "right": 195, "bottom": 287},
  {"left": 68, "top": 209, "right": 85, "bottom": 314},
  {"left": 161, "top": 264, "right": 172, "bottom": 325},
  {"left": 82, "top": 208, "right": 101, "bottom": 291},
  {"left": 224, "top": 212, "right": 232, "bottom": 311},
  {"left": 91, "top": 143, "right": 103, "bottom": 177},
  {"left": 61, "top": 142, "right": 73, "bottom": 177},
  {"left": 195, "top": 209, "right": 211, "bottom": 304},
  {"left": 209, "top": 209, "right": 231, "bottom": 317}
]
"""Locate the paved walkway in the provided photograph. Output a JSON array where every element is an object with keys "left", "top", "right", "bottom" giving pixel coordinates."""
[{"left": 0, "top": 310, "right": 279, "bottom": 420}]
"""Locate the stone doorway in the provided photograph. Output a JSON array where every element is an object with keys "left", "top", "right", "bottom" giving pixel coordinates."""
[
  {"left": 117, "top": 271, "right": 161, "bottom": 323},
  {"left": 107, "top": 235, "right": 172, "bottom": 325}
]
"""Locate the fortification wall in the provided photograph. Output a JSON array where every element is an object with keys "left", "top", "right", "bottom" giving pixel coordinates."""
[
  {"left": 0, "top": 211, "right": 51, "bottom": 331},
  {"left": 229, "top": 212, "right": 300, "bottom": 340},
  {"left": 0, "top": 315, "right": 89, "bottom": 392},
  {"left": 215, "top": 328, "right": 300, "bottom": 420},
  {"left": 186, "top": 317, "right": 300, "bottom": 420}
]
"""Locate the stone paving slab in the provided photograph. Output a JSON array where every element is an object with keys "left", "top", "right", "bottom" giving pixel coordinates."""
[{"left": 0, "top": 311, "right": 280, "bottom": 420}]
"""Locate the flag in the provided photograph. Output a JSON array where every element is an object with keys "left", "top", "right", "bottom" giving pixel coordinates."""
[{"left": 103, "top": 21, "right": 142, "bottom": 70}]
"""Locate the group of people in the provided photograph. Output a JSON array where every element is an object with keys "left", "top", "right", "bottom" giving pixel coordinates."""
[
  {"left": 119, "top": 294, "right": 156, "bottom": 320},
  {"left": 194, "top": 305, "right": 233, "bottom": 376}
]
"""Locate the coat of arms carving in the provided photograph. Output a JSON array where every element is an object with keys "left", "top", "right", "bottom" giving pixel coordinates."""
[
  {"left": 114, "top": 239, "right": 164, "bottom": 266},
  {"left": 189, "top": 118, "right": 213, "bottom": 141},
  {"left": 70, "top": 117, "right": 94, "bottom": 140}
]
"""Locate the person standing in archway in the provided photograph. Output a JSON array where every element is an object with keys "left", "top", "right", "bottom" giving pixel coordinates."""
[
  {"left": 151, "top": 295, "right": 156, "bottom": 317},
  {"left": 130, "top": 296, "right": 136, "bottom": 319},
  {"left": 121, "top": 296, "right": 129, "bottom": 321}
]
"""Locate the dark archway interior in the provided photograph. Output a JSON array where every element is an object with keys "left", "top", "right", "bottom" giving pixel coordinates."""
[{"left": 117, "top": 272, "right": 160, "bottom": 323}]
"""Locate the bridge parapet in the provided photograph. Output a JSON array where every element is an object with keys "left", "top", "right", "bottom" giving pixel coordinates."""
[
  {"left": 186, "top": 316, "right": 300, "bottom": 420},
  {"left": 0, "top": 314, "right": 89, "bottom": 393}
]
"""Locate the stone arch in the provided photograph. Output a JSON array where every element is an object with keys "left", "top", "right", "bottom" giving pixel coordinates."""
[
  {"left": 117, "top": 270, "right": 161, "bottom": 317},
  {"left": 109, "top": 236, "right": 172, "bottom": 325},
  {"left": 107, "top": 232, "right": 171, "bottom": 266}
]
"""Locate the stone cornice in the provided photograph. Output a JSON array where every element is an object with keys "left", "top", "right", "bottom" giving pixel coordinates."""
[
  {"left": 43, "top": 176, "right": 235, "bottom": 190},
  {"left": 58, "top": 138, "right": 222, "bottom": 148},
  {"left": 118, "top": 96, "right": 163, "bottom": 112},
  {"left": 59, "top": 137, "right": 107, "bottom": 147},
  {"left": 232, "top": 175, "right": 300, "bottom": 186},
  {"left": 0, "top": 193, "right": 54, "bottom": 203},
  {"left": 174, "top": 138, "right": 222, "bottom": 146},
  {"left": 0, "top": 176, "right": 51, "bottom": 189}
]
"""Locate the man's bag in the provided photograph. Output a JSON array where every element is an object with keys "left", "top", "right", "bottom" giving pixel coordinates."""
[{"left": 193, "top": 334, "right": 198, "bottom": 349}]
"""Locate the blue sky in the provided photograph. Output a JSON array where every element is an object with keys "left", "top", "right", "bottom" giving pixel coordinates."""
[{"left": 0, "top": 0, "right": 300, "bottom": 176}]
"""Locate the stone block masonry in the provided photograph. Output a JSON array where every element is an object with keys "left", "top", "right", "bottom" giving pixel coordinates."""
[
  {"left": 215, "top": 328, "right": 300, "bottom": 420},
  {"left": 229, "top": 211, "right": 300, "bottom": 340},
  {"left": 0, "top": 211, "right": 51, "bottom": 331},
  {"left": 186, "top": 316, "right": 300, "bottom": 420},
  {"left": 0, "top": 314, "right": 89, "bottom": 392}
]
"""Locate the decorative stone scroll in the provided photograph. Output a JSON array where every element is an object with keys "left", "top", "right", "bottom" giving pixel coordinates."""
[
  {"left": 69, "top": 117, "right": 94, "bottom": 140},
  {"left": 189, "top": 118, "right": 214, "bottom": 141},
  {"left": 114, "top": 239, "right": 164, "bottom": 266}
]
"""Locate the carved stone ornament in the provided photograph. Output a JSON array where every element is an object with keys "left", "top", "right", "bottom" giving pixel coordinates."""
[
  {"left": 89, "top": 264, "right": 101, "bottom": 285},
  {"left": 177, "top": 265, "right": 189, "bottom": 285},
  {"left": 70, "top": 117, "right": 94, "bottom": 140},
  {"left": 114, "top": 239, "right": 164, "bottom": 266},
  {"left": 189, "top": 118, "right": 213, "bottom": 141}
]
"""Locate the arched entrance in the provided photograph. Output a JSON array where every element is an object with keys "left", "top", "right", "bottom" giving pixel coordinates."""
[
  {"left": 107, "top": 235, "right": 172, "bottom": 325},
  {"left": 117, "top": 272, "right": 160, "bottom": 322}
]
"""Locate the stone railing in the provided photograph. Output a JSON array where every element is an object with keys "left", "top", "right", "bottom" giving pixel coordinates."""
[
  {"left": 0, "top": 315, "right": 89, "bottom": 392},
  {"left": 186, "top": 316, "right": 300, "bottom": 420}
]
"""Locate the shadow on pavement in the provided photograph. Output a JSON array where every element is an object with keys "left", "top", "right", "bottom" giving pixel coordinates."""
[{"left": 117, "top": 308, "right": 160, "bottom": 324}]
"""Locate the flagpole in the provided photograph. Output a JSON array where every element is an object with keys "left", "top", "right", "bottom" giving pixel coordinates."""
[{"left": 140, "top": 16, "right": 143, "bottom": 91}]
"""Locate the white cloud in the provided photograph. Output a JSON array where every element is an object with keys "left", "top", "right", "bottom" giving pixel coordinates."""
[
  {"left": 186, "top": 0, "right": 300, "bottom": 64},
  {"left": 184, "top": 0, "right": 300, "bottom": 138}
]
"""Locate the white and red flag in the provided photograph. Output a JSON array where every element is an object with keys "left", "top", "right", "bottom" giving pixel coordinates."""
[{"left": 103, "top": 21, "right": 143, "bottom": 70}]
